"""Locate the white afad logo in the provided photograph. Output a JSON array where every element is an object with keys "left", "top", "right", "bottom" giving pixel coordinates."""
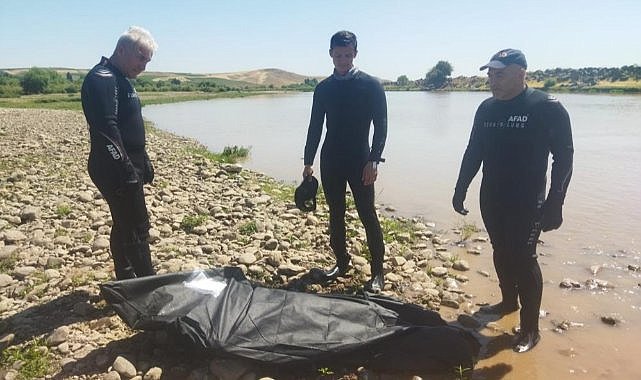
[
  {"left": 508, "top": 115, "right": 528, "bottom": 122},
  {"left": 107, "top": 144, "right": 121, "bottom": 160}
]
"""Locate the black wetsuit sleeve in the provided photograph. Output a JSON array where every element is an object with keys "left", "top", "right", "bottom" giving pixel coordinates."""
[
  {"left": 82, "top": 73, "right": 129, "bottom": 164},
  {"left": 368, "top": 81, "right": 387, "bottom": 162},
  {"left": 303, "top": 85, "right": 325, "bottom": 166},
  {"left": 454, "top": 108, "right": 483, "bottom": 194},
  {"left": 545, "top": 101, "right": 574, "bottom": 203}
]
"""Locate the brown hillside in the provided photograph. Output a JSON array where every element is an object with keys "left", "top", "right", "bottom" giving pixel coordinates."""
[{"left": 206, "top": 68, "right": 315, "bottom": 86}]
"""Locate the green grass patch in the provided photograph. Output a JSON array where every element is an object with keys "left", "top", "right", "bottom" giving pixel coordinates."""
[
  {"left": 53, "top": 228, "right": 68, "bottom": 237},
  {"left": 0, "top": 339, "right": 56, "bottom": 379},
  {"left": 184, "top": 145, "right": 250, "bottom": 164},
  {"left": 0, "top": 254, "right": 17, "bottom": 274},
  {"left": 380, "top": 217, "right": 416, "bottom": 244},
  {"left": 457, "top": 221, "right": 479, "bottom": 242},
  {"left": 0, "top": 93, "right": 82, "bottom": 111},
  {"left": 180, "top": 214, "right": 208, "bottom": 233},
  {"left": 218, "top": 145, "right": 250, "bottom": 163},
  {"left": 0, "top": 90, "right": 274, "bottom": 111},
  {"left": 238, "top": 221, "right": 258, "bottom": 235},
  {"left": 70, "top": 271, "right": 95, "bottom": 288},
  {"left": 55, "top": 203, "right": 71, "bottom": 217},
  {"left": 138, "top": 90, "right": 267, "bottom": 106},
  {"left": 259, "top": 180, "right": 296, "bottom": 203}
]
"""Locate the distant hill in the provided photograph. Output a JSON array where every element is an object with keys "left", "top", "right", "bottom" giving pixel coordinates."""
[
  {"left": 204, "top": 68, "right": 316, "bottom": 87},
  {"left": 1, "top": 67, "right": 319, "bottom": 88}
]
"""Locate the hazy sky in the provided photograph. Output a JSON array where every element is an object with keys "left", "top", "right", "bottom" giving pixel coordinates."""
[{"left": 2, "top": 0, "right": 639, "bottom": 80}]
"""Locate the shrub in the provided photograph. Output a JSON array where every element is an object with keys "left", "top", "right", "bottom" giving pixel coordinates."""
[{"left": 180, "top": 214, "right": 208, "bottom": 233}]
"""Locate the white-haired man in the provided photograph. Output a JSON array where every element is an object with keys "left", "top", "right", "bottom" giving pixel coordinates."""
[{"left": 81, "top": 26, "right": 158, "bottom": 279}]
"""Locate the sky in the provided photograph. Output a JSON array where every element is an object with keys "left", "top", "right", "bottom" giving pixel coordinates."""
[{"left": 1, "top": 0, "right": 640, "bottom": 80}]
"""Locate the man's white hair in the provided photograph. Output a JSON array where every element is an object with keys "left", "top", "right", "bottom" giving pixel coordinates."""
[{"left": 116, "top": 26, "right": 158, "bottom": 53}]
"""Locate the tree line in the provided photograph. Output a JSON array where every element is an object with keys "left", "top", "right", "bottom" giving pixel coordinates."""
[
  {"left": 0, "top": 68, "right": 284, "bottom": 98},
  {"left": 2, "top": 63, "right": 640, "bottom": 98},
  {"left": 389, "top": 63, "right": 641, "bottom": 92}
]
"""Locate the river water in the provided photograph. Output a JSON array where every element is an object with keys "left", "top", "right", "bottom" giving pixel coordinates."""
[{"left": 144, "top": 92, "right": 641, "bottom": 379}]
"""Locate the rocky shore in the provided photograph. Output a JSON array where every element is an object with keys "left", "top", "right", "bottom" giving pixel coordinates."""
[{"left": 0, "top": 108, "right": 490, "bottom": 379}]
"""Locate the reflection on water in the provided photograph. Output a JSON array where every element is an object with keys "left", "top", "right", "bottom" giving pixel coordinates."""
[{"left": 144, "top": 92, "right": 641, "bottom": 378}]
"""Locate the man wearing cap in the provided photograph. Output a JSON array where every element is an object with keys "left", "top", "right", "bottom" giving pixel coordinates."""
[
  {"left": 452, "top": 49, "right": 573, "bottom": 352},
  {"left": 302, "top": 30, "right": 387, "bottom": 292}
]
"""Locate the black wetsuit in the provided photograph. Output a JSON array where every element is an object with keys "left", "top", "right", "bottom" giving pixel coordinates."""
[
  {"left": 304, "top": 69, "right": 387, "bottom": 274},
  {"left": 81, "top": 56, "right": 155, "bottom": 280},
  {"left": 455, "top": 87, "right": 573, "bottom": 333}
]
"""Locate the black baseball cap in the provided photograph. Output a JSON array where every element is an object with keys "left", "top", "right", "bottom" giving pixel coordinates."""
[
  {"left": 295, "top": 176, "right": 319, "bottom": 212},
  {"left": 479, "top": 49, "right": 527, "bottom": 70}
]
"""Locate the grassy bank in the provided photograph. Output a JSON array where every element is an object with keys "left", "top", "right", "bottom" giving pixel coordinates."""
[{"left": 0, "top": 90, "right": 276, "bottom": 111}]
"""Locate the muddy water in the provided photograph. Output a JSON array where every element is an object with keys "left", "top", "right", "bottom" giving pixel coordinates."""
[{"left": 144, "top": 91, "right": 641, "bottom": 378}]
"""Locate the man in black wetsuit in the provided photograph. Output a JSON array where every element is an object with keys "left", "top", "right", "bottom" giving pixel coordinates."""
[
  {"left": 303, "top": 31, "right": 388, "bottom": 292},
  {"left": 81, "top": 26, "right": 157, "bottom": 280},
  {"left": 453, "top": 49, "right": 573, "bottom": 352}
]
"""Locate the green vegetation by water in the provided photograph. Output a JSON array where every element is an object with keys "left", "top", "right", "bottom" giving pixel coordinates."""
[
  {"left": 184, "top": 144, "right": 250, "bottom": 164},
  {"left": 386, "top": 63, "right": 641, "bottom": 93},
  {"left": 0, "top": 90, "right": 271, "bottom": 111}
]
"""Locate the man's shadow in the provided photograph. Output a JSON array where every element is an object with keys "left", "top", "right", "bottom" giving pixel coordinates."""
[
  {"left": 448, "top": 308, "right": 520, "bottom": 379},
  {"left": 1, "top": 289, "right": 111, "bottom": 348}
]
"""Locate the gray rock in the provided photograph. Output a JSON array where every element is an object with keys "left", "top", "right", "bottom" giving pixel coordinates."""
[
  {"left": 384, "top": 272, "right": 402, "bottom": 283},
  {"left": 222, "top": 163, "right": 243, "bottom": 173},
  {"left": 452, "top": 260, "right": 470, "bottom": 271},
  {"left": 20, "top": 206, "right": 40, "bottom": 223},
  {"left": 144, "top": 367, "right": 162, "bottom": 380},
  {"left": 560, "top": 278, "right": 581, "bottom": 288},
  {"left": 0, "top": 274, "right": 14, "bottom": 287},
  {"left": 263, "top": 238, "right": 279, "bottom": 250},
  {"left": 277, "top": 263, "right": 306, "bottom": 276},
  {"left": 238, "top": 252, "right": 256, "bottom": 265},
  {"left": 92, "top": 237, "right": 110, "bottom": 251},
  {"left": 0, "top": 245, "right": 18, "bottom": 260},
  {"left": 391, "top": 256, "right": 407, "bottom": 266},
  {"left": 103, "top": 371, "right": 122, "bottom": 380},
  {"left": 305, "top": 215, "right": 319, "bottom": 226},
  {"left": 148, "top": 229, "right": 161, "bottom": 243},
  {"left": 3, "top": 230, "right": 27, "bottom": 244},
  {"left": 431, "top": 267, "right": 448, "bottom": 277},
  {"left": 78, "top": 191, "right": 94, "bottom": 203},
  {"left": 46, "top": 326, "right": 69, "bottom": 346},
  {"left": 53, "top": 235, "right": 73, "bottom": 246},
  {"left": 266, "top": 251, "right": 283, "bottom": 267},
  {"left": 113, "top": 355, "right": 137, "bottom": 378},
  {"left": 0, "top": 333, "right": 15, "bottom": 351},
  {"left": 13, "top": 266, "right": 37, "bottom": 280},
  {"left": 46, "top": 256, "right": 64, "bottom": 268}
]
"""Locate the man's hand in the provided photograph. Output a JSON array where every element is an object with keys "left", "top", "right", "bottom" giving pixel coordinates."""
[
  {"left": 540, "top": 198, "right": 563, "bottom": 232},
  {"left": 143, "top": 155, "right": 154, "bottom": 184},
  {"left": 452, "top": 190, "right": 469, "bottom": 215},
  {"left": 118, "top": 160, "right": 141, "bottom": 196},
  {"left": 302, "top": 165, "right": 314, "bottom": 179},
  {"left": 362, "top": 161, "right": 378, "bottom": 186}
]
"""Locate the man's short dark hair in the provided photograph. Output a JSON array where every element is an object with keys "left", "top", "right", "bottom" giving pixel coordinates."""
[{"left": 330, "top": 30, "right": 357, "bottom": 51}]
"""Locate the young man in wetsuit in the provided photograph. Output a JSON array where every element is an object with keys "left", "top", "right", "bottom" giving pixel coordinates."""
[
  {"left": 303, "top": 31, "right": 388, "bottom": 292},
  {"left": 452, "top": 49, "right": 574, "bottom": 352},
  {"left": 81, "top": 26, "right": 157, "bottom": 280}
]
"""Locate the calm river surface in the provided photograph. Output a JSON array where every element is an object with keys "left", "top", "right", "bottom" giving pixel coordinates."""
[{"left": 144, "top": 92, "right": 641, "bottom": 379}]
